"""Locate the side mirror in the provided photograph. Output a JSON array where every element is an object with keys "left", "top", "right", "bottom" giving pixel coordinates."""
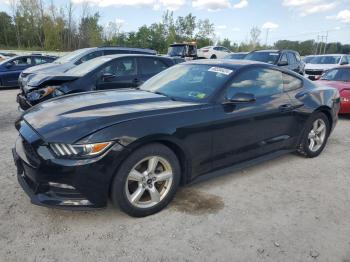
[
  {"left": 226, "top": 92, "right": 256, "bottom": 103},
  {"left": 102, "top": 73, "right": 115, "bottom": 82},
  {"left": 278, "top": 61, "right": 288, "bottom": 66}
]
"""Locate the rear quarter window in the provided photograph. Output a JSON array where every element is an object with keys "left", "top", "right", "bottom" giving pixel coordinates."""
[{"left": 283, "top": 73, "right": 303, "bottom": 92}]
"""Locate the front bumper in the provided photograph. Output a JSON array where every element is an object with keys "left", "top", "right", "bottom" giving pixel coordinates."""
[
  {"left": 13, "top": 121, "right": 127, "bottom": 210},
  {"left": 17, "top": 93, "right": 32, "bottom": 111}
]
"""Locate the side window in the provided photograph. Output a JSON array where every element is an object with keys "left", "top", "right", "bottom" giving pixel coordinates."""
[
  {"left": 287, "top": 53, "right": 296, "bottom": 64},
  {"left": 33, "top": 57, "right": 47, "bottom": 65},
  {"left": 77, "top": 51, "right": 103, "bottom": 64},
  {"left": 295, "top": 53, "right": 301, "bottom": 62},
  {"left": 100, "top": 57, "right": 137, "bottom": 78},
  {"left": 283, "top": 73, "right": 303, "bottom": 92},
  {"left": 103, "top": 50, "right": 123, "bottom": 55},
  {"left": 139, "top": 58, "right": 169, "bottom": 75},
  {"left": 12, "top": 57, "right": 31, "bottom": 66},
  {"left": 280, "top": 54, "right": 288, "bottom": 64},
  {"left": 213, "top": 47, "right": 220, "bottom": 51},
  {"left": 341, "top": 56, "right": 349, "bottom": 65},
  {"left": 225, "top": 68, "right": 283, "bottom": 99}
]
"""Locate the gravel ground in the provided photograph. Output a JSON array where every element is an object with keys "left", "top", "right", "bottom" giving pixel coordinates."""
[{"left": 1, "top": 88, "right": 350, "bottom": 262}]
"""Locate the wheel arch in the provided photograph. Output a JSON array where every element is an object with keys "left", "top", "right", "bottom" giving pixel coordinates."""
[
  {"left": 314, "top": 105, "right": 333, "bottom": 131},
  {"left": 111, "top": 135, "right": 192, "bottom": 193}
]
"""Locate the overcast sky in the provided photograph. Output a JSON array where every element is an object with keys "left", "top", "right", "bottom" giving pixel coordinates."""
[{"left": 1, "top": 0, "right": 350, "bottom": 44}]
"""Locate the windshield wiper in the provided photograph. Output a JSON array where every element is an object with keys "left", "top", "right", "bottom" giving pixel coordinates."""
[{"left": 154, "top": 91, "right": 177, "bottom": 101}]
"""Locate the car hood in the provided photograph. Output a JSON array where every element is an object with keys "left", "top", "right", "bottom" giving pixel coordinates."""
[
  {"left": 317, "top": 80, "right": 350, "bottom": 91},
  {"left": 22, "top": 89, "right": 202, "bottom": 143},
  {"left": 22, "top": 62, "right": 74, "bottom": 75},
  {"left": 24, "top": 73, "right": 79, "bottom": 91},
  {"left": 305, "top": 64, "right": 338, "bottom": 71}
]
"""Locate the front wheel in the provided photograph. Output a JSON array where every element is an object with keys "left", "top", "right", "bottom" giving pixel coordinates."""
[
  {"left": 111, "top": 143, "right": 180, "bottom": 217},
  {"left": 298, "top": 112, "right": 330, "bottom": 158}
]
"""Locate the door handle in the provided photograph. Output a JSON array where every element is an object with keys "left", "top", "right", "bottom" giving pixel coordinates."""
[{"left": 279, "top": 104, "right": 294, "bottom": 112}]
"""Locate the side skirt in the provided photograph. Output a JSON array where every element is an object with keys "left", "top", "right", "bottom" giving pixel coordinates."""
[{"left": 188, "top": 149, "right": 295, "bottom": 186}]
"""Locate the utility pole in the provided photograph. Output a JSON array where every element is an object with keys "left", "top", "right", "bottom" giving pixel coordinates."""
[
  {"left": 265, "top": 29, "right": 270, "bottom": 46},
  {"left": 315, "top": 35, "right": 320, "bottom": 55},
  {"left": 323, "top": 31, "right": 328, "bottom": 54}
]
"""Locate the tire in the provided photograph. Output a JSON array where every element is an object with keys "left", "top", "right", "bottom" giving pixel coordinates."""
[
  {"left": 297, "top": 112, "right": 330, "bottom": 158},
  {"left": 210, "top": 54, "right": 217, "bottom": 59},
  {"left": 111, "top": 143, "right": 181, "bottom": 217}
]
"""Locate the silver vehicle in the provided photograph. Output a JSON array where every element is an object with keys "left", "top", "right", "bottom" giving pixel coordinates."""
[{"left": 304, "top": 54, "right": 350, "bottom": 80}]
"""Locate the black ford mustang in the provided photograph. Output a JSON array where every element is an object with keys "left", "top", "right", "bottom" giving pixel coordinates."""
[{"left": 13, "top": 60, "right": 340, "bottom": 217}]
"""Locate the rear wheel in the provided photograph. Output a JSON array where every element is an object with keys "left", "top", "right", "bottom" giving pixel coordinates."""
[
  {"left": 111, "top": 143, "right": 180, "bottom": 217},
  {"left": 298, "top": 112, "right": 330, "bottom": 158},
  {"left": 210, "top": 54, "right": 217, "bottom": 59}
]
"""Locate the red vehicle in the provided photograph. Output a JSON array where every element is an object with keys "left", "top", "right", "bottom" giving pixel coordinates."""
[{"left": 318, "top": 66, "right": 350, "bottom": 115}]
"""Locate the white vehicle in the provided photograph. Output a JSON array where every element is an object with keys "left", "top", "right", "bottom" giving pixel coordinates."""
[
  {"left": 305, "top": 54, "right": 350, "bottom": 80},
  {"left": 197, "top": 46, "right": 231, "bottom": 59}
]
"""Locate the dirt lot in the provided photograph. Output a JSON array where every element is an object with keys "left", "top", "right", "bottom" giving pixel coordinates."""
[{"left": 0, "top": 88, "right": 350, "bottom": 262}]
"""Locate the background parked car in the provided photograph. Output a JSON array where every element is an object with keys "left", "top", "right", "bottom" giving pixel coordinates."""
[
  {"left": 0, "top": 51, "right": 16, "bottom": 59},
  {"left": 197, "top": 46, "right": 231, "bottom": 59},
  {"left": 17, "top": 54, "right": 180, "bottom": 110},
  {"left": 317, "top": 66, "right": 350, "bottom": 115},
  {"left": 0, "top": 54, "right": 56, "bottom": 88},
  {"left": 244, "top": 49, "right": 305, "bottom": 75},
  {"left": 167, "top": 42, "right": 198, "bottom": 60},
  {"left": 19, "top": 46, "right": 157, "bottom": 88},
  {"left": 304, "top": 54, "right": 350, "bottom": 80},
  {"left": 224, "top": 52, "right": 248, "bottom": 60},
  {"left": 0, "top": 54, "right": 8, "bottom": 62}
]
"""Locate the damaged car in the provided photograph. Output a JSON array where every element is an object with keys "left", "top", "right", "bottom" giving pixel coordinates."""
[{"left": 17, "top": 54, "right": 180, "bottom": 110}]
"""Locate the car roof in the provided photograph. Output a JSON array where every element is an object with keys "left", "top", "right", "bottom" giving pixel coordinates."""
[
  {"left": 185, "top": 58, "right": 266, "bottom": 69},
  {"left": 95, "top": 54, "right": 174, "bottom": 60},
  {"left": 96, "top": 46, "right": 156, "bottom": 53},
  {"left": 251, "top": 49, "right": 300, "bottom": 53},
  {"left": 312, "top": 54, "right": 347, "bottom": 56}
]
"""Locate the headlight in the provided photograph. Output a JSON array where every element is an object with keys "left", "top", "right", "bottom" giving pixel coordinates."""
[
  {"left": 28, "top": 86, "right": 59, "bottom": 101},
  {"left": 50, "top": 142, "right": 113, "bottom": 158}
]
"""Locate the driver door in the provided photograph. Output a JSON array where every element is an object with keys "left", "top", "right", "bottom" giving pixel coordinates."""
[
  {"left": 96, "top": 57, "right": 139, "bottom": 90},
  {"left": 211, "top": 67, "right": 296, "bottom": 170}
]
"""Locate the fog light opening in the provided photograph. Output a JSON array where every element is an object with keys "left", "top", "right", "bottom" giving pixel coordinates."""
[{"left": 48, "top": 182, "right": 75, "bottom": 190}]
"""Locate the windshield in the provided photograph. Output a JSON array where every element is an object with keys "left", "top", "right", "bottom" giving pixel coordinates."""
[
  {"left": 303, "top": 56, "right": 315, "bottom": 64},
  {"left": 245, "top": 52, "right": 280, "bottom": 64},
  {"left": 54, "top": 48, "right": 91, "bottom": 64},
  {"left": 168, "top": 46, "right": 185, "bottom": 57},
  {"left": 320, "top": 68, "right": 350, "bottom": 81},
  {"left": 140, "top": 64, "right": 233, "bottom": 102},
  {"left": 310, "top": 56, "right": 341, "bottom": 65},
  {"left": 225, "top": 53, "right": 246, "bottom": 59},
  {"left": 66, "top": 57, "right": 112, "bottom": 76}
]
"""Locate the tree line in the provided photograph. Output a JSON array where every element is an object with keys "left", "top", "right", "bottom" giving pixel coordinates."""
[{"left": 0, "top": 0, "right": 349, "bottom": 55}]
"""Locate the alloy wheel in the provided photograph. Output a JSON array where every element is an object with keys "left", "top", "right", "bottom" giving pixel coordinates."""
[
  {"left": 125, "top": 156, "right": 173, "bottom": 208},
  {"left": 308, "top": 118, "right": 327, "bottom": 152}
]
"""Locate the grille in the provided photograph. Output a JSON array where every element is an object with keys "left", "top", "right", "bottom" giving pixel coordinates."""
[
  {"left": 18, "top": 95, "right": 31, "bottom": 110},
  {"left": 305, "top": 70, "right": 323, "bottom": 76}
]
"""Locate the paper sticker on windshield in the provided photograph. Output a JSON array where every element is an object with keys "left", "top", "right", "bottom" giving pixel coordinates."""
[{"left": 208, "top": 67, "right": 233, "bottom": 75}]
